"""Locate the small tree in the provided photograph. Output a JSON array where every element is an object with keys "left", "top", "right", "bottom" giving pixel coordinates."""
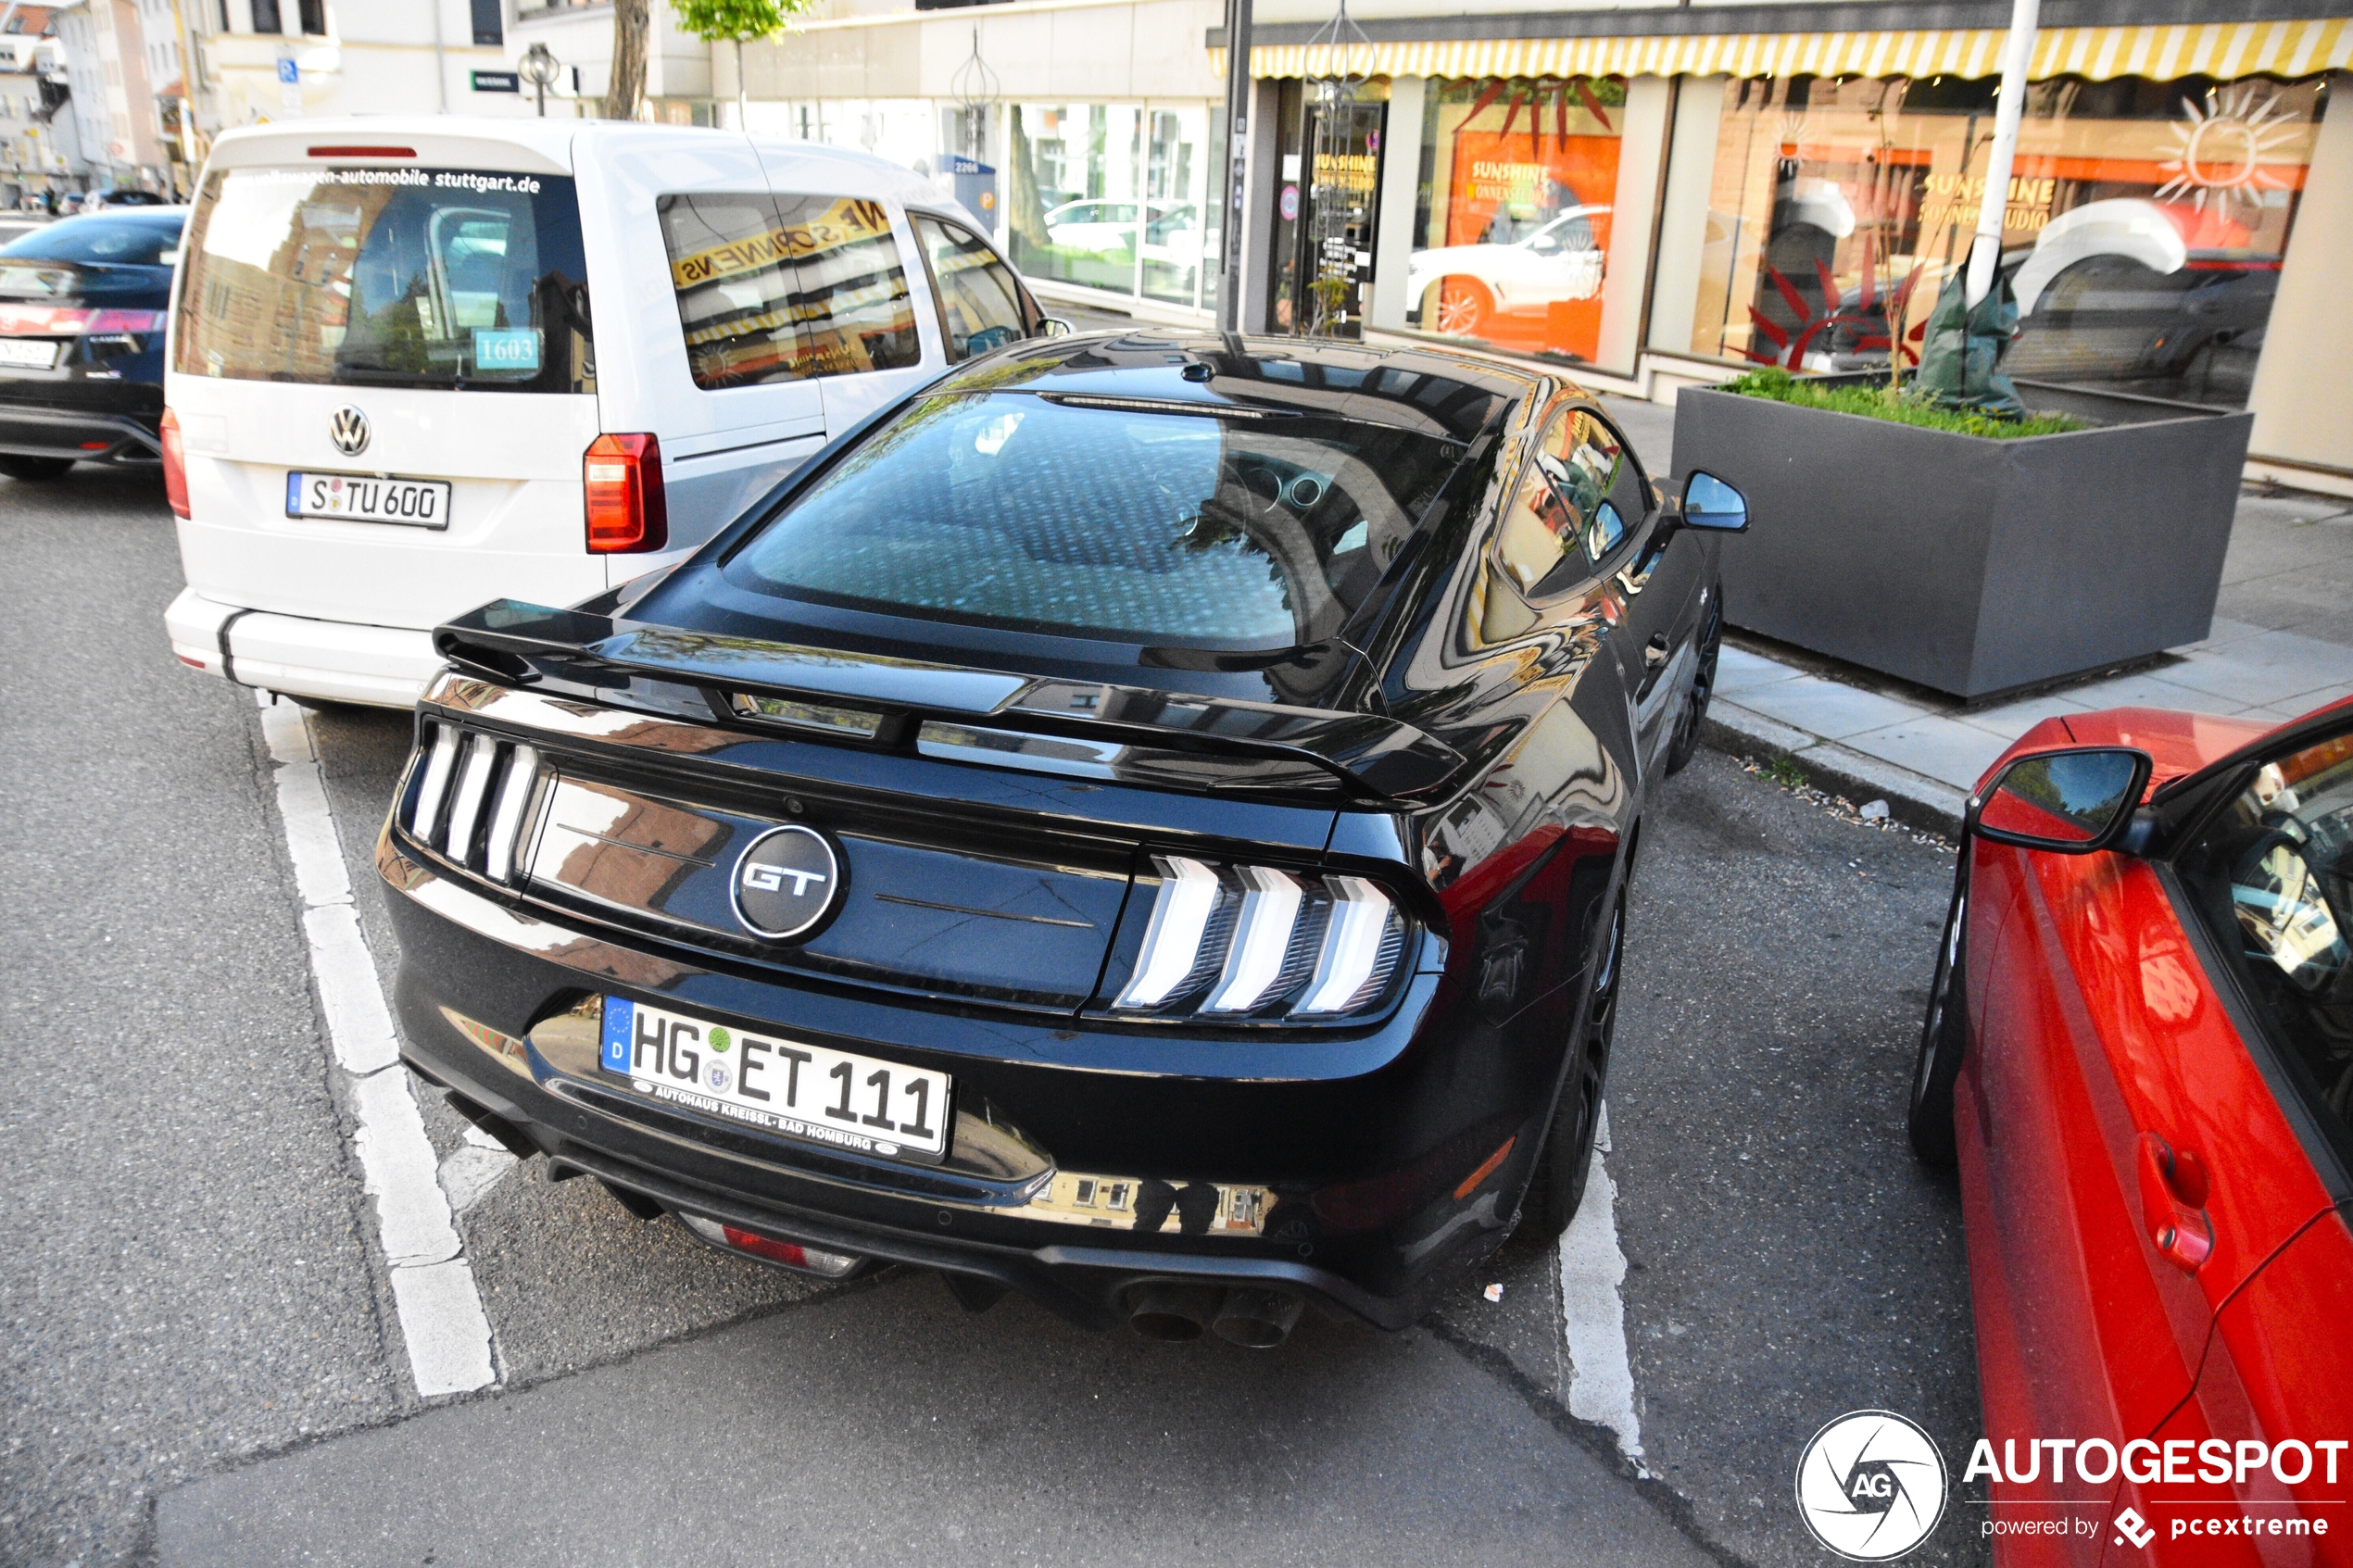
[
  {"left": 604, "top": 0, "right": 650, "bottom": 121},
  {"left": 674, "top": 0, "right": 809, "bottom": 126}
]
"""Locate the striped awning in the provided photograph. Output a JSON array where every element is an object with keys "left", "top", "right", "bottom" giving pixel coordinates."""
[{"left": 1214, "top": 16, "right": 2353, "bottom": 82}]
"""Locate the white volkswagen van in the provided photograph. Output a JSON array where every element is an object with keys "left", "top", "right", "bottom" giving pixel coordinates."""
[{"left": 163, "top": 117, "right": 1051, "bottom": 706}]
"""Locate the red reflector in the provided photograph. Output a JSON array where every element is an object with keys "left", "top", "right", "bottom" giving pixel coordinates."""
[
  {"left": 583, "top": 432, "right": 668, "bottom": 554},
  {"left": 177, "top": 655, "right": 205, "bottom": 670},
  {"left": 160, "top": 407, "right": 189, "bottom": 519},
  {"left": 721, "top": 1225, "right": 808, "bottom": 1269},
  {"left": 1453, "top": 1135, "right": 1517, "bottom": 1200},
  {"left": 308, "top": 144, "right": 417, "bottom": 158},
  {"left": 79, "top": 441, "right": 111, "bottom": 450}
]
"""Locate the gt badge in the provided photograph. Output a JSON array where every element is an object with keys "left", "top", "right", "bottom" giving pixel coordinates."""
[{"left": 729, "top": 824, "right": 839, "bottom": 940}]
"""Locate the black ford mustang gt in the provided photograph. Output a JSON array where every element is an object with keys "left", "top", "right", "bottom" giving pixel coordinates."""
[{"left": 378, "top": 332, "right": 1749, "bottom": 1346}]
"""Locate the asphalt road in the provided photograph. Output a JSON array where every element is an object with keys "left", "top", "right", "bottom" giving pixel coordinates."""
[{"left": 3, "top": 465, "right": 1986, "bottom": 1567}]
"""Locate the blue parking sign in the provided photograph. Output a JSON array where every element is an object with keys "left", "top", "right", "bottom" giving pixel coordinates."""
[{"left": 276, "top": 57, "right": 299, "bottom": 85}]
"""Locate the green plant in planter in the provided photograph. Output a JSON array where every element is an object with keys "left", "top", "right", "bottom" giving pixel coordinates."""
[{"left": 1721, "top": 367, "right": 2082, "bottom": 440}]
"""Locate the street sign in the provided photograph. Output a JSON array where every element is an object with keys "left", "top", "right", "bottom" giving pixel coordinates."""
[
  {"left": 471, "top": 70, "right": 521, "bottom": 94},
  {"left": 275, "top": 57, "right": 299, "bottom": 84}
]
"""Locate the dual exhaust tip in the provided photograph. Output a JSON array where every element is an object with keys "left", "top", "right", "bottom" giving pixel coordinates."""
[{"left": 1126, "top": 1283, "right": 1304, "bottom": 1348}]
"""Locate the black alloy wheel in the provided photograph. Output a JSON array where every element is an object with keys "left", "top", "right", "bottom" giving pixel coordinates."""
[
  {"left": 0, "top": 455, "right": 75, "bottom": 482},
  {"left": 1664, "top": 592, "right": 1723, "bottom": 776},
  {"left": 1522, "top": 887, "right": 1626, "bottom": 1239},
  {"left": 1908, "top": 870, "right": 1969, "bottom": 1170}
]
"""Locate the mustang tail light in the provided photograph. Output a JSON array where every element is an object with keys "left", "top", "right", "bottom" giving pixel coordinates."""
[
  {"left": 160, "top": 408, "right": 189, "bottom": 519},
  {"left": 677, "top": 1213, "right": 865, "bottom": 1278},
  {"left": 403, "top": 721, "right": 542, "bottom": 884},
  {"left": 584, "top": 433, "right": 668, "bottom": 554},
  {"left": 1114, "top": 856, "right": 1409, "bottom": 1020}
]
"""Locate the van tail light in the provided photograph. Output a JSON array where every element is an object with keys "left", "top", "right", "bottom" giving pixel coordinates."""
[
  {"left": 584, "top": 433, "right": 668, "bottom": 554},
  {"left": 160, "top": 408, "right": 189, "bottom": 519}
]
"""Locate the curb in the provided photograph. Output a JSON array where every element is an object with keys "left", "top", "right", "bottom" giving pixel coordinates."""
[{"left": 1701, "top": 701, "right": 1969, "bottom": 838}]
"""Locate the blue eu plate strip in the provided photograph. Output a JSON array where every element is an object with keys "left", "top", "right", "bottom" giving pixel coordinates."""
[
  {"left": 284, "top": 471, "right": 302, "bottom": 515},
  {"left": 601, "top": 997, "right": 633, "bottom": 1074}
]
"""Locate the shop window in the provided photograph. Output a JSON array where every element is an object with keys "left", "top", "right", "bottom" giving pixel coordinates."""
[
  {"left": 1009, "top": 102, "right": 1145, "bottom": 295},
  {"left": 1689, "top": 72, "right": 2329, "bottom": 408},
  {"left": 1408, "top": 76, "right": 1627, "bottom": 364}
]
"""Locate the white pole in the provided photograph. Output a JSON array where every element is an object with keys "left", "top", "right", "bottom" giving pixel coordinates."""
[{"left": 1964, "top": 0, "right": 2039, "bottom": 306}]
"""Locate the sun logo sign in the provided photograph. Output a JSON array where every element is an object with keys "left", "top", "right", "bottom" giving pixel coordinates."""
[
  {"left": 2156, "top": 84, "right": 2299, "bottom": 218},
  {"left": 1797, "top": 1411, "right": 1949, "bottom": 1561}
]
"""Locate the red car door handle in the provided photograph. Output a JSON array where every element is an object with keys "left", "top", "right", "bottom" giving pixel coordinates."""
[{"left": 2137, "top": 1133, "right": 2214, "bottom": 1274}]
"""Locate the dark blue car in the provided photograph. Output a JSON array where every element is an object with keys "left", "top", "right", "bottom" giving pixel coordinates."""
[{"left": 0, "top": 207, "right": 184, "bottom": 482}]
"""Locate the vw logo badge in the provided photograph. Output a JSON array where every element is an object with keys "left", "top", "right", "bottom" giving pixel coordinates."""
[
  {"left": 1794, "top": 1410, "right": 1947, "bottom": 1561},
  {"left": 729, "top": 824, "right": 840, "bottom": 941},
  {"left": 328, "top": 405, "right": 370, "bottom": 457}
]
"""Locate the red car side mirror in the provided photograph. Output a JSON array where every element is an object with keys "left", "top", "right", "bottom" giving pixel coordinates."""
[{"left": 1969, "top": 746, "right": 2153, "bottom": 855}]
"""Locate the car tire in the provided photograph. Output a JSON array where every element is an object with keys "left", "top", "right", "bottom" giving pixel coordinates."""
[
  {"left": 1664, "top": 593, "right": 1723, "bottom": 776},
  {"left": 1907, "top": 871, "right": 1969, "bottom": 1170},
  {"left": 0, "top": 455, "right": 75, "bottom": 482},
  {"left": 1433, "top": 277, "right": 1494, "bottom": 338},
  {"left": 1520, "top": 887, "right": 1626, "bottom": 1240}
]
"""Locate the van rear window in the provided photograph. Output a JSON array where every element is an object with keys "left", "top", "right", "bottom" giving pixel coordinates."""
[
  {"left": 174, "top": 166, "right": 593, "bottom": 393},
  {"left": 658, "top": 192, "right": 920, "bottom": 389}
]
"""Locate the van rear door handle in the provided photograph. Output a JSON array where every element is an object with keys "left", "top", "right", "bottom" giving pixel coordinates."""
[{"left": 1643, "top": 633, "right": 1669, "bottom": 670}]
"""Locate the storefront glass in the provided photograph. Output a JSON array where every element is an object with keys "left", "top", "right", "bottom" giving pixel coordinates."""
[
  {"left": 1690, "top": 73, "right": 2330, "bottom": 407},
  {"left": 1008, "top": 103, "right": 1144, "bottom": 294},
  {"left": 1407, "top": 75, "right": 1628, "bottom": 364}
]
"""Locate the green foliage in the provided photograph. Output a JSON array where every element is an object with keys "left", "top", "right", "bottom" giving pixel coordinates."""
[
  {"left": 1766, "top": 755, "right": 1808, "bottom": 790},
  {"left": 671, "top": 0, "right": 799, "bottom": 43},
  {"left": 1721, "top": 367, "right": 2082, "bottom": 440}
]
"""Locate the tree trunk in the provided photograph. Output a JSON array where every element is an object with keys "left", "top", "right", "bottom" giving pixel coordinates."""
[{"left": 603, "top": 0, "right": 650, "bottom": 122}]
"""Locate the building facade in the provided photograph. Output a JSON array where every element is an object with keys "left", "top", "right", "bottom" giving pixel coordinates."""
[{"left": 736, "top": 0, "right": 2353, "bottom": 487}]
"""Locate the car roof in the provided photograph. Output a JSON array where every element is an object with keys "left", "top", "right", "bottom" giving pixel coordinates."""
[
  {"left": 933, "top": 331, "right": 1549, "bottom": 444},
  {"left": 202, "top": 117, "right": 937, "bottom": 204}
]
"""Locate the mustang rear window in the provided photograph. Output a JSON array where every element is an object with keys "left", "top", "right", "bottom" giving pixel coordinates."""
[
  {"left": 174, "top": 166, "right": 593, "bottom": 393},
  {"left": 725, "top": 392, "right": 1465, "bottom": 648}
]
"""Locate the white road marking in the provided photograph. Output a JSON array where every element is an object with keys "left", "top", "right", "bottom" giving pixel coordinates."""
[
  {"left": 258, "top": 694, "right": 498, "bottom": 1397},
  {"left": 1559, "top": 1103, "right": 1646, "bottom": 1470}
]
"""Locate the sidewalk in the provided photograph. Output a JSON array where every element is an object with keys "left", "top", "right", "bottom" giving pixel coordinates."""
[{"left": 1699, "top": 494, "right": 2353, "bottom": 833}]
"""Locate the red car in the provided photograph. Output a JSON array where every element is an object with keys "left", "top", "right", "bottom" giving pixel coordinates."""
[{"left": 1910, "top": 696, "right": 2353, "bottom": 1563}]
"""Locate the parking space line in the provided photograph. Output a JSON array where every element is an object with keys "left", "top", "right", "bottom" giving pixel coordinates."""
[
  {"left": 1559, "top": 1105, "right": 1645, "bottom": 1472},
  {"left": 258, "top": 694, "right": 498, "bottom": 1399}
]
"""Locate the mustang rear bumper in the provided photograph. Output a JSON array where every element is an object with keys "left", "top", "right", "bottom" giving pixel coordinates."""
[
  {"left": 377, "top": 827, "right": 1547, "bottom": 1333},
  {"left": 0, "top": 401, "right": 161, "bottom": 462}
]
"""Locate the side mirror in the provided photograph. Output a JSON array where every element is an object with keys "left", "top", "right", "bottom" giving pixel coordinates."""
[
  {"left": 1680, "top": 470, "right": 1748, "bottom": 532},
  {"left": 1970, "top": 747, "right": 2153, "bottom": 854},
  {"left": 1038, "top": 317, "right": 1075, "bottom": 339}
]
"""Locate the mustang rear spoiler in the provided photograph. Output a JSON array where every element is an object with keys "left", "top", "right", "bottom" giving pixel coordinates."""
[{"left": 434, "top": 599, "right": 1466, "bottom": 804}]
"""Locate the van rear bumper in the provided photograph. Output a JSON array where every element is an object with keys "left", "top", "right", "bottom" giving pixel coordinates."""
[{"left": 166, "top": 587, "right": 441, "bottom": 709}]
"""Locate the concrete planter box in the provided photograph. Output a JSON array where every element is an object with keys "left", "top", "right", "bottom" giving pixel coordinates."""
[{"left": 1670, "top": 377, "right": 2255, "bottom": 699}]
